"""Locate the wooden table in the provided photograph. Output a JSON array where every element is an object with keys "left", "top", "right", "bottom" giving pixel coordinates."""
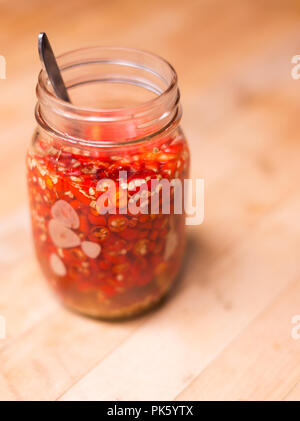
[{"left": 1, "top": 0, "right": 300, "bottom": 401}]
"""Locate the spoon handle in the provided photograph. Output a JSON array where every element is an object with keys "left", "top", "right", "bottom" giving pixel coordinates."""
[{"left": 38, "top": 32, "right": 71, "bottom": 103}]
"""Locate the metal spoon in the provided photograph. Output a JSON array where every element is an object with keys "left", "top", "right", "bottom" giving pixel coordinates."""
[{"left": 38, "top": 32, "right": 71, "bottom": 103}]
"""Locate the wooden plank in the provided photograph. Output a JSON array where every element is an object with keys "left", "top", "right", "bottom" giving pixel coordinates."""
[
  {"left": 177, "top": 278, "right": 300, "bottom": 401},
  {"left": 60, "top": 195, "right": 300, "bottom": 400},
  {"left": 0, "top": 305, "right": 144, "bottom": 400},
  {"left": 284, "top": 382, "right": 300, "bottom": 401},
  {"left": 0, "top": 0, "right": 300, "bottom": 400}
]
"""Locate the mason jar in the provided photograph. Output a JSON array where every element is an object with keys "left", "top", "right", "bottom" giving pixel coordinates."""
[{"left": 27, "top": 46, "right": 190, "bottom": 319}]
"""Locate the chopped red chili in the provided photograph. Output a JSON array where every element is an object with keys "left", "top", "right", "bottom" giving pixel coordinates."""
[{"left": 27, "top": 126, "right": 189, "bottom": 318}]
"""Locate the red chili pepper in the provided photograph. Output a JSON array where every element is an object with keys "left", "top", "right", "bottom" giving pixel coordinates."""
[
  {"left": 88, "top": 213, "right": 107, "bottom": 226},
  {"left": 89, "top": 226, "right": 110, "bottom": 242},
  {"left": 79, "top": 215, "right": 90, "bottom": 234},
  {"left": 108, "top": 215, "right": 128, "bottom": 232}
]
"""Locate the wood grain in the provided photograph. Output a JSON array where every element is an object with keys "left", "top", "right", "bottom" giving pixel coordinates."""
[{"left": 0, "top": 0, "right": 300, "bottom": 401}]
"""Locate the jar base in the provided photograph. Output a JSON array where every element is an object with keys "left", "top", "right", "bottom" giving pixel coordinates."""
[{"left": 59, "top": 285, "right": 173, "bottom": 321}]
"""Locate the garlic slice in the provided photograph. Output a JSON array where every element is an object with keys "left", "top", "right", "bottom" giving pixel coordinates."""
[
  {"left": 50, "top": 253, "right": 66, "bottom": 276},
  {"left": 81, "top": 241, "right": 101, "bottom": 259},
  {"left": 164, "top": 229, "right": 178, "bottom": 261},
  {"left": 49, "top": 218, "right": 81, "bottom": 248},
  {"left": 51, "top": 199, "right": 79, "bottom": 229}
]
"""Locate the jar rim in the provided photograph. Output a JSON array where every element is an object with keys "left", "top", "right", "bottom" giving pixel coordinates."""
[
  {"left": 37, "top": 45, "right": 178, "bottom": 116},
  {"left": 35, "top": 102, "right": 181, "bottom": 148}
]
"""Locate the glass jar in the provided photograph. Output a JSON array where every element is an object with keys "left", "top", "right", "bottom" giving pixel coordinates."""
[{"left": 27, "top": 47, "right": 190, "bottom": 319}]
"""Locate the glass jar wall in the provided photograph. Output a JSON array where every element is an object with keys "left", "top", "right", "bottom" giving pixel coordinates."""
[{"left": 27, "top": 47, "right": 190, "bottom": 319}]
